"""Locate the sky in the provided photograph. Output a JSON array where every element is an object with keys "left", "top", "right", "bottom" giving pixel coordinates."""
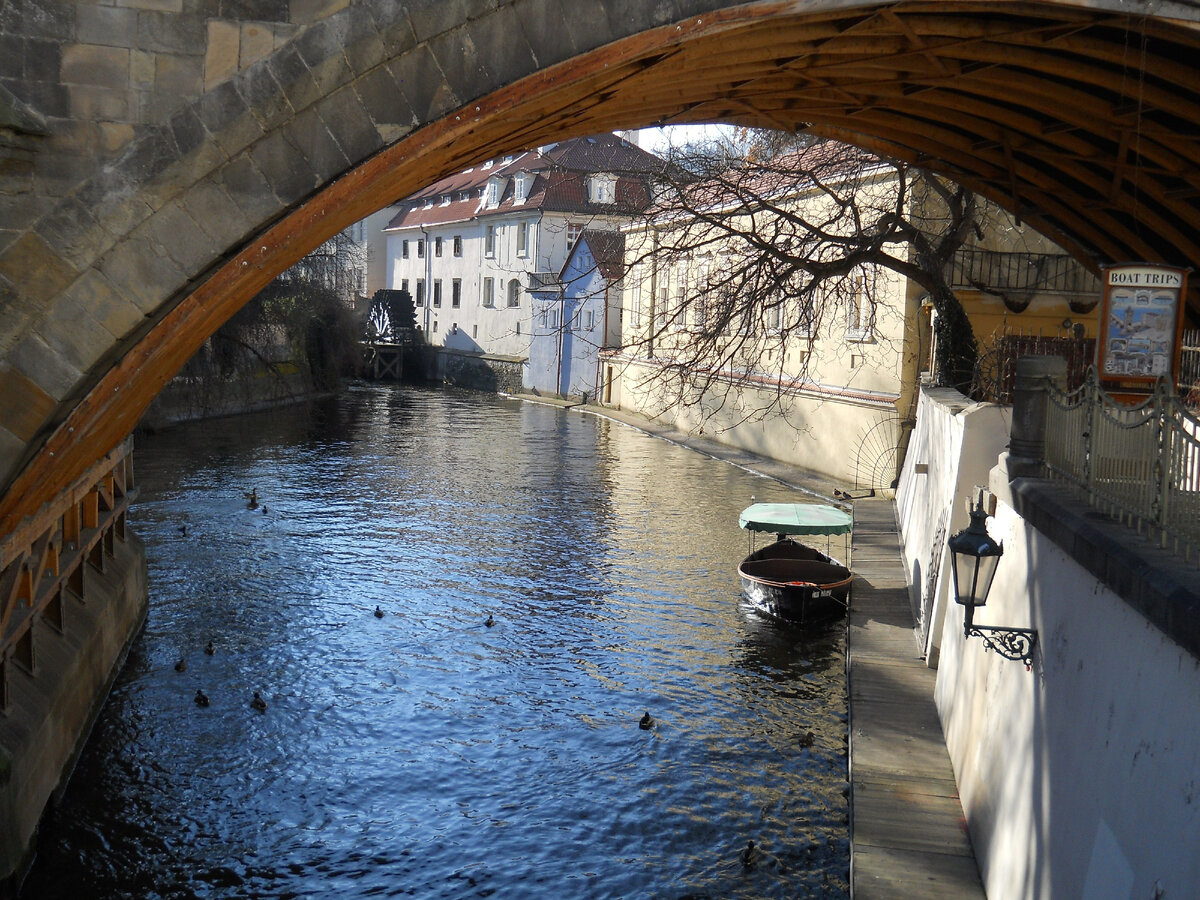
[{"left": 633, "top": 124, "right": 736, "bottom": 154}]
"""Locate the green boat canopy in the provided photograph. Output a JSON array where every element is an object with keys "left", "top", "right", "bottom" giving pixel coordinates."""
[{"left": 739, "top": 503, "right": 853, "bottom": 536}]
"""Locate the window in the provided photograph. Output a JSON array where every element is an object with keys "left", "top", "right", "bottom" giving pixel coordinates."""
[
  {"left": 514, "top": 172, "right": 527, "bottom": 203},
  {"left": 416, "top": 239, "right": 424, "bottom": 259},
  {"left": 766, "top": 301, "right": 782, "bottom": 332},
  {"left": 485, "top": 178, "right": 501, "bottom": 207},
  {"left": 846, "top": 269, "right": 876, "bottom": 341},
  {"left": 485, "top": 225, "right": 495, "bottom": 258},
  {"left": 451, "top": 279, "right": 461, "bottom": 308},
  {"left": 566, "top": 223, "right": 583, "bottom": 251},
  {"left": 433, "top": 279, "right": 442, "bottom": 308},
  {"left": 507, "top": 279, "right": 520, "bottom": 308},
  {"left": 583, "top": 309, "right": 595, "bottom": 330},
  {"left": 435, "top": 237, "right": 443, "bottom": 257},
  {"left": 483, "top": 277, "right": 494, "bottom": 308},
  {"left": 453, "top": 235, "right": 463, "bottom": 257},
  {"left": 588, "top": 174, "right": 616, "bottom": 204},
  {"left": 516, "top": 221, "right": 528, "bottom": 257},
  {"left": 401, "top": 278, "right": 409, "bottom": 294},
  {"left": 629, "top": 270, "right": 641, "bottom": 328},
  {"left": 415, "top": 279, "right": 425, "bottom": 307},
  {"left": 549, "top": 310, "right": 558, "bottom": 329},
  {"left": 402, "top": 239, "right": 409, "bottom": 259}
]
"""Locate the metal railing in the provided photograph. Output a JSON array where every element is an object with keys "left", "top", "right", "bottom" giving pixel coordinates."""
[
  {"left": 976, "top": 331, "right": 1096, "bottom": 404},
  {"left": 0, "top": 438, "right": 136, "bottom": 711},
  {"left": 948, "top": 249, "right": 1100, "bottom": 298},
  {"left": 1043, "top": 370, "right": 1200, "bottom": 566}
]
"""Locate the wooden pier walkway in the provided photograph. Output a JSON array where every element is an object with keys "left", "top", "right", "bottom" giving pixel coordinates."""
[{"left": 848, "top": 497, "right": 985, "bottom": 898}]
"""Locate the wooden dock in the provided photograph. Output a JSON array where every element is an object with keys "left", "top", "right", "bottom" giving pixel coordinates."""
[{"left": 847, "top": 497, "right": 985, "bottom": 899}]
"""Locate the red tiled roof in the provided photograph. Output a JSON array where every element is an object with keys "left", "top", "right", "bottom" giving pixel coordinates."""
[
  {"left": 384, "top": 134, "right": 662, "bottom": 231},
  {"left": 576, "top": 230, "right": 626, "bottom": 281}
]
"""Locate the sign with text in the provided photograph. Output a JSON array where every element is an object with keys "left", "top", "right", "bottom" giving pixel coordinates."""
[{"left": 1097, "top": 264, "right": 1189, "bottom": 390}]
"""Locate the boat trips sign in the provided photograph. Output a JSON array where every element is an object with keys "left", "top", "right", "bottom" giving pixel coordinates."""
[{"left": 1097, "top": 264, "right": 1189, "bottom": 389}]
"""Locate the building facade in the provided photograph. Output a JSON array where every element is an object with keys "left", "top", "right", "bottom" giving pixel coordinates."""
[
  {"left": 606, "top": 144, "right": 1100, "bottom": 489},
  {"left": 527, "top": 230, "right": 624, "bottom": 400},
  {"left": 610, "top": 149, "right": 922, "bottom": 489},
  {"left": 383, "top": 134, "right": 661, "bottom": 358}
]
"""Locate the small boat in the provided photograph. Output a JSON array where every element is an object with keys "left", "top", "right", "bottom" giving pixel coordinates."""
[{"left": 738, "top": 503, "right": 853, "bottom": 625}]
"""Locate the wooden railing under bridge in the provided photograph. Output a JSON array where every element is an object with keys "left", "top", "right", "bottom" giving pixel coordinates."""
[{"left": 0, "top": 438, "right": 136, "bottom": 712}]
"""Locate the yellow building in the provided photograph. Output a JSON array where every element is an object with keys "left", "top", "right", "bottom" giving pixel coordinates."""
[{"left": 602, "top": 144, "right": 1100, "bottom": 492}]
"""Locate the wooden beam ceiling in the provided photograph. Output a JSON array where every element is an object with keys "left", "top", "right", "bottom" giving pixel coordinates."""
[{"left": 568, "top": 2, "right": 1200, "bottom": 321}]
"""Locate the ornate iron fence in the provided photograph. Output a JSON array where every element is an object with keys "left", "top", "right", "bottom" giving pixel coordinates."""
[
  {"left": 1043, "top": 371, "right": 1200, "bottom": 566},
  {"left": 975, "top": 331, "right": 1096, "bottom": 403}
]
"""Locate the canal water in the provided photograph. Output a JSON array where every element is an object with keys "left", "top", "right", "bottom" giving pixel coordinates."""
[{"left": 23, "top": 384, "right": 849, "bottom": 899}]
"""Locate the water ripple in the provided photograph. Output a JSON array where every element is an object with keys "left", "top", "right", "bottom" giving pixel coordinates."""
[{"left": 23, "top": 385, "right": 848, "bottom": 899}]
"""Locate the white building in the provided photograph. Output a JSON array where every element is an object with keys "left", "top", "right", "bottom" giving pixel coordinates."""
[
  {"left": 382, "top": 133, "right": 662, "bottom": 357},
  {"left": 527, "top": 230, "right": 625, "bottom": 400}
]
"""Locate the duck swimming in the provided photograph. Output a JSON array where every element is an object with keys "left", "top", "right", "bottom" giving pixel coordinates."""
[
  {"left": 374, "top": 606, "right": 385, "bottom": 618},
  {"left": 194, "top": 689, "right": 210, "bottom": 707},
  {"left": 741, "top": 839, "right": 760, "bottom": 868},
  {"left": 204, "top": 640, "right": 215, "bottom": 655},
  {"left": 485, "top": 614, "right": 495, "bottom": 627},
  {"left": 244, "top": 488, "right": 258, "bottom": 509},
  {"left": 639, "top": 711, "right": 654, "bottom": 730},
  {"left": 174, "top": 657, "right": 187, "bottom": 672},
  {"left": 250, "top": 691, "right": 267, "bottom": 712}
]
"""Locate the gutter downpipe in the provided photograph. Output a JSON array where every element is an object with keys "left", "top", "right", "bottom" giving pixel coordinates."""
[{"left": 421, "top": 226, "right": 432, "bottom": 336}]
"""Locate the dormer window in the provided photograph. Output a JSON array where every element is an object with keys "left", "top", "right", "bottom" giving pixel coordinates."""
[
  {"left": 440, "top": 195, "right": 451, "bottom": 206},
  {"left": 513, "top": 172, "right": 527, "bottom": 204},
  {"left": 485, "top": 177, "right": 504, "bottom": 208},
  {"left": 588, "top": 174, "right": 616, "bottom": 204}
]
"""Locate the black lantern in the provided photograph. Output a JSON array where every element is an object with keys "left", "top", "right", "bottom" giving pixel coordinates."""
[{"left": 946, "top": 492, "right": 1038, "bottom": 668}]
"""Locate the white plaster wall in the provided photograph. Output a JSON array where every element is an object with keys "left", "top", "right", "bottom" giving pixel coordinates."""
[
  {"left": 613, "top": 355, "right": 903, "bottom": 486},
  {"left": 936, "top": 476, "right": 1200, "bottom": 900},
  {"left": 895, "top": 388, "right": 1010, "bottom": 662},
  {"left": 896, "top": 388, "right": 1200, "bottom": 900}
]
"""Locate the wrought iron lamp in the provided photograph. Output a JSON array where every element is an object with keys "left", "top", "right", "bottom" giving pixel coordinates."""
[{"left": 947, "top": 493, "right": 1038, "bottom": 669}]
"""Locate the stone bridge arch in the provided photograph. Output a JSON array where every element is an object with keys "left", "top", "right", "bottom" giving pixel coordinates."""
[{"left": 2, "top": 0, "right": 1200, "bottom": 533}]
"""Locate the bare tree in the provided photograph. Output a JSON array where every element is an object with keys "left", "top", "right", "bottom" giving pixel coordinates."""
[
  {"left": 184, "top": 227, "right": 366, "bottom": 390},
  {"left": 617, "top": 133, "right": 982, "bottom": 418},
  {"left": 286, "top": 228, "right": 368, "bottom": 306}
]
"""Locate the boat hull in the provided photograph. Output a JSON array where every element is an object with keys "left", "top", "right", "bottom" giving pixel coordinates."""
[{"left": 738, "top": 539, "right": 852, "bottom": 625}]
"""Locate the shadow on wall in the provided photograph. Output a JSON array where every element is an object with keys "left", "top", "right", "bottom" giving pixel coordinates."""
[{"left": 442, "top": 326, "right": 482, "bottom": 353}]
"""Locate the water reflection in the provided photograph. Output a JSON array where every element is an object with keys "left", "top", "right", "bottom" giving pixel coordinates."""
[{"left": 23, "top": 384, "right": 848, "bottom": 899}]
